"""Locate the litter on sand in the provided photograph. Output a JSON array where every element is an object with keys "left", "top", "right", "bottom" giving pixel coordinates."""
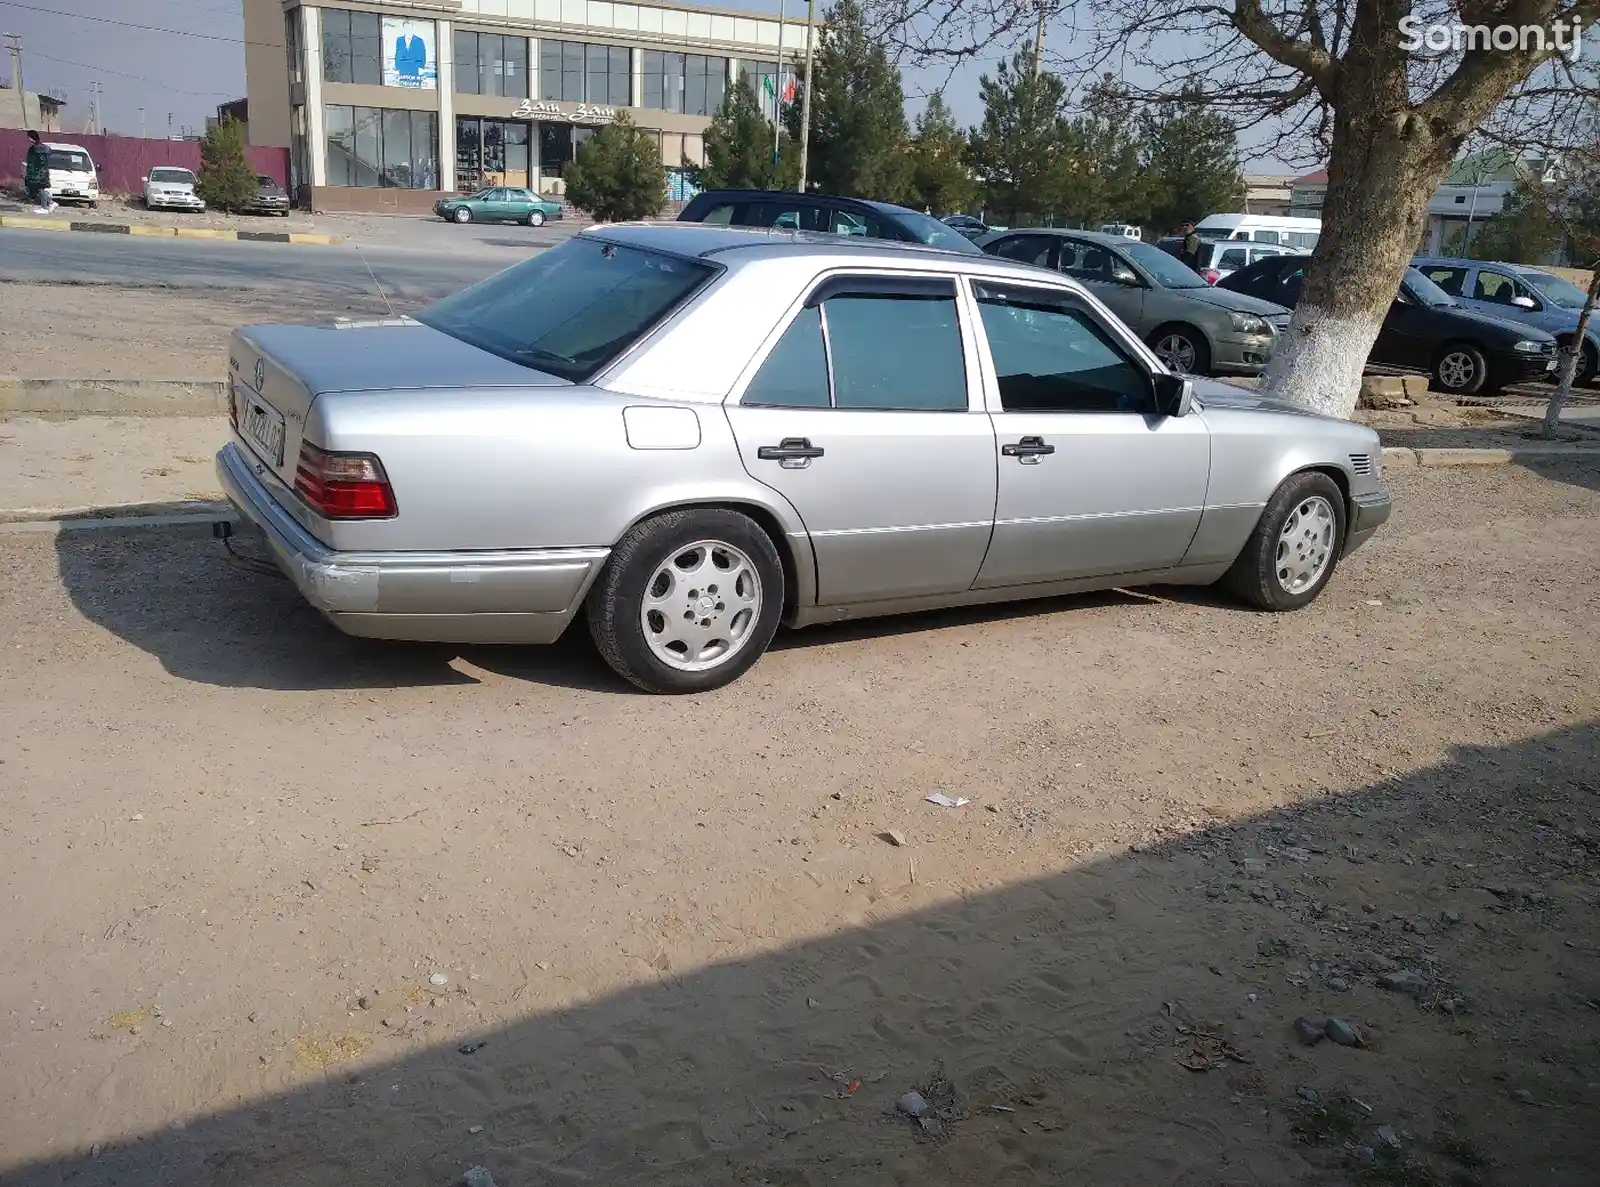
[{"left": 925, "top": 793, "right": 970, "bottom": 808}]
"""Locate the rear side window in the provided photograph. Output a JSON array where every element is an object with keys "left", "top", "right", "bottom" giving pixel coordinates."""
[
  {"left": 416, "top": 237, "right": 715, "bottom": 382},
  {"left": 1219, "top": 247, "right": 1249, "bottom": 269},
  {"left": 1252, "top": 229, "right": 1281, "bottom": 244},
  {"left": 1423, "top": 266, "right": 1468, "bottom": 296},
  {"left": 988, "top": 235, "right": 1057, "bottom": 267},
  {"left": 693, "top": 202, "right": 738, "bottom": 225},
  {"left": 759, "top": 202, "right": 828, "bottom": 232},
  {"left": 741, "top": 277, "right": 968, "bottom": 411},
  {"left": 974, "top": 283, "right": 1153, "bottom": 414}
]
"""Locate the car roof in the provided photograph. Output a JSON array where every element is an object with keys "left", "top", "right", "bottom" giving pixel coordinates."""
[
  {"left": 585, "top": 221, "right": 1101, "bottom": 276},
  {"left": 989, "top": 228, "right": 1134, "bottom": 247},
  {"left": 1413, "top": 255, "right": 1526, "bottom": 272},
  {"left": 692, "top": 189, "right": 919, "bottom": 216},
  {"left": 43, "top": 141, "right": 92, "bottom": 152}
]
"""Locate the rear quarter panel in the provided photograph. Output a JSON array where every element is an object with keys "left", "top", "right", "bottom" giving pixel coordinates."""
[{"left": 306, "top": 389, "right": 812, "bottom": 560}]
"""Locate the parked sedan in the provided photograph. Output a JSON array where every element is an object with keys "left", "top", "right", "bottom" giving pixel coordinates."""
[
  {"left": 978, "top": 229, "right": 1291, "bottom": 376},
  {"left": 434, "top": 187, "right": 564, "bottom": 226},
  {"left": 1413, "top": 256, "right": 1598, "bottom": 385},
  {"left": 679, "top": 189, "right": 983, "bottom": 254},
  {"left": 1221, "top": 255, "right": 1559, "bottom": 394},
  {"left": 142, "top": 167, "right": 205, "bottom": 213},
  {"left": 246, "top": 174, "right": 291, "bottom": 216},
  {"left": 943, "top": 213, "right": 1002, "bottom": 241},
  {"left": 216, "top": 225, "right": 1390, "bottom": 693}
]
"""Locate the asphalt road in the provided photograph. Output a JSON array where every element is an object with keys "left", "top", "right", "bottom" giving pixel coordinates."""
[{"left": 0, "top": 225, "right": 545, "bottom": 307}]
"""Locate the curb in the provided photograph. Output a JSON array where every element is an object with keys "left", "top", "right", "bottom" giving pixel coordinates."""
[
  {"left": 0, "top": 507, "right": 234, "bottom": 535},
  {"left": 0, "top": 378, "right": 225, "bottom": 417},
  {"left": 1382, "top": 445, "right": 1600, "bottom": 467},
  {"left": 0, "top": 215, "right": 340, "bottom": 245}
]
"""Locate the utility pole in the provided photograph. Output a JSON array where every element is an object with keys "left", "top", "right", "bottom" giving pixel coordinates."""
[
  {"left": 167, "top": 112, "right": 173, "bottom": 139},
  {"left": 772, "top": 0, "right": 786, "bottom": 167},
  {"left": 796, "top": 0, "right": 815, "bottom": 193},
  {"left": 4, "top": 33, "right": 26, "bottom": 130},
  {"left": 84, "top": 81, "right": 103, "bottom": 135},
  {"left": 139, "top": 107, "right": 146, "bottom": 139},
  {"left": 1030, "top": 1, "right": 1047, "bottom": 78}
]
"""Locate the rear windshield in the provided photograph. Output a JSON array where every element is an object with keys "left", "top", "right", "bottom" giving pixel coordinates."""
[
  {"left": 886, "top": 208, "right": 984, "bottom": 254},
  {"left": 415, "top": 237, "right": 716, "bottom": 383},
  {"left": 149, "top": 168, "right": 194, "bottom": 184},
  {"left": 48, "top": 150, "right": 91, "bottom": 172}
]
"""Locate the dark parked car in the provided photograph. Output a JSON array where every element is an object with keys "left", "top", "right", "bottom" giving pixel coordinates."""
[
  {"left": 1219, "top": 256, "right": 1559, "bottom": 395},
  {"left": 942, "top": 213, "right": 1000, "bottom": 241},
  {"left": 246, "top": 174, "right": 290, "bottom": 216},
  {"left": 678, "top": 189, "right": 982, "bottom": 254}
]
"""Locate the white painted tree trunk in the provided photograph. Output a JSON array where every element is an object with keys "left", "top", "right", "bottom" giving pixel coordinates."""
[
  {"left": 1259, "top": 303, "right": 1388, "bottom": 418},
  {"left": 1542, "top": 270, "right": 1600, "bottom": 438}
]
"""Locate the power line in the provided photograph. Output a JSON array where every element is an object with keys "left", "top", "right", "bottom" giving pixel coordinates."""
[
  {"left": 0, "top": 2, "right": 271, "bottom": 47},
  {"left": 27, "top": 50, "right": 236, "bottom": 97}
]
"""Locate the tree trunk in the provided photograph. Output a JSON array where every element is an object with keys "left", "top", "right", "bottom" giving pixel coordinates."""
[
  {"left": 1261, "top": 107, "right": 1458, "bottom": 419},
  {"left": 1543, "top": 270, "right": 1600, "bottom": 438}
]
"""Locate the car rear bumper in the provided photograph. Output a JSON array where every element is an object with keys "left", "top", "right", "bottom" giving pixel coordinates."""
[
  {"left": 1346, "top": 489, "right": 1392, "bottom": 554},
  {"left": 217, "top": 441, "right": 609, "bottom": 644}
]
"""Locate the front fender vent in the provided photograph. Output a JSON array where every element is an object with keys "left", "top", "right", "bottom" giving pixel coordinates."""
[{"left": 1349, "top": 453, "right": 1373, "bottom": 476}]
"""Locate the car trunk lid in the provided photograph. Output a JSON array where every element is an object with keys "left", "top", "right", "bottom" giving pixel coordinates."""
[{"left": 228, "top": 319, "right": 570, "bottom": 488}]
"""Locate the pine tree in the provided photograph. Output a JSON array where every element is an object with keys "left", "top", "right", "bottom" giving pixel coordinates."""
[
  {"left": 564, "top": 114, "right": 666, "bottom": 222},
  {"left": 1057, "top": 76, "right": 1148, "bottom": 229},
  {"left": 791, "top": 0, "right": 910, "bottom": 200},
  {"left": 197, "top": 117, "right": 257, "bottom": 213},
  {"left": 967, "top": 47, "right": 1070, "bottom": 225},
  {"left": 697, "top": 79, "right": 787, "bottom": 190},
  {"left": 907, "top": 93, "right": 975, "bottom": 215},
  {"left": 1141, "top": 86, "right": 1244, "bottom": 235}
]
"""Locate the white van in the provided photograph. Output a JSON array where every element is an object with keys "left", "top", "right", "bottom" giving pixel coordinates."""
[
  {"left": 43, "top": 142, "right": 100, "bottom": 206},
  {"left": 1196, "top": 213, "right": 1319, "bottom": 250}
]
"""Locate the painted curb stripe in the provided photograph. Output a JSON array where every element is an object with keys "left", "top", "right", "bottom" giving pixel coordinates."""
[{"left": 0, "top": 215, "right": 340, "bottom": 245}]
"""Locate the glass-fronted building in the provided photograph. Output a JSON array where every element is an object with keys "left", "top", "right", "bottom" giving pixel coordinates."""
[{"left": 242, "top": 0, "right": 810, "bottom": 212}]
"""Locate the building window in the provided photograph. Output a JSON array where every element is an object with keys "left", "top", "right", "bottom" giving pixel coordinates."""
[
  {"left": 322, "top": 9, "right": 381, "bottom": 85},
  {"left": 642, "top": 52, "right": 726, "bottom": 115},
  {"left": 455, "top": 31, "right": 528, "bottom": 98},
  {"left": 325, "top": 105, "right": 438, "bottom": 188},
  {"left": 456, "top": 117, "right": 532, "bottom": 191},
  {"left": 540, "top": 39, "right": 628, "bottom": 104},
  {"left": 286, "top": 13, "right": 303, "bottom": 86},
  {"left": 538, "top": 122, "right": 598, "bottom": 179},
  {"left": 739, "top": 59, "right": 789, "bottom": 121}
]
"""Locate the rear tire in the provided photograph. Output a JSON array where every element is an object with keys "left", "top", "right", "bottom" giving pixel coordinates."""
[
  {"left": 587, "top": 509, "right": 784, "bottom": 694},
  {"left": 1222, "top": 471, "right": 1347, "bottom": 611},
  {"left": 1577, "top": 340, "right": 1597, "bottom": 387},
  {"left": 528, "top": 210, "right": 546, "bottom": 227},
  {"left": 1430, "top": 342, "right": 1489, "bottom": 395}
]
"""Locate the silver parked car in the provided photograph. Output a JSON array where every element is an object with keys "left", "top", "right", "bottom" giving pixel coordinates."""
[
  {"left": 979, "top": 228, "right": 1293, "bottom": 377},
  {"left": 216, "top": 225, "right": 1391, "bottom": 693}
]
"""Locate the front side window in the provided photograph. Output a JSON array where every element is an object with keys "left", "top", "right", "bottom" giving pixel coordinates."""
[
  {"left": 975, "top": 283, "right": 1153, "bottom": 414},
  {"left": 1473, "top": 270, "right": 1531, "bottom": 305},
  {"left": 742, "top": 278, "right": 967, "bottom": 411},
  {"left": 1057, "top": 239, "right": 1117, "bottom": 282},
  {"left": 417, "top": 238, "right": 716, "bottom": 383},
  {"left": 989, "top": 234, "right": 1057, "bottom": 267}
]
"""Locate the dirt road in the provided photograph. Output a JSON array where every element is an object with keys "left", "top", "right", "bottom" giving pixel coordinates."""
[{"left": 0, "top": 462, "right": 1596, "bottom": 1187}]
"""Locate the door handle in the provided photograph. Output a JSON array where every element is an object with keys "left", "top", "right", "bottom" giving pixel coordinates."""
[
  {"left": 1001, "top": 435, "right": 1055, "bottom": 463},
  {"left": 757, "top": 437, "right": 825, "bottom": 467}
]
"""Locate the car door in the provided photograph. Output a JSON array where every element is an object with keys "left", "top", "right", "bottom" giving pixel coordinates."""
[
  {"left": 969, "top": 278, "right": 1211, "bottom": 587},
  {"left": 1370, "top": 285, "right": 1436, "bottom": 369},
  {"left": 476, "top": 187, "right": 507, "bottom": 220},
  {"left": 1463, "top": 266, "right": 1547, "bottom": 332},
  {"left": 1057, "top": 237, "right": 1146, "bottom": 331},
  {"left": 504, "top": 188, "right": 534, "bottom": 220},
  {"left": 724, "top": 274, "right": 997, "bottom": 605}
]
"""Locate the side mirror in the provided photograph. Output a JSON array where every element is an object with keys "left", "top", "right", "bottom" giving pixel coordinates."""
[
  {"left": 1154, "top": 373, "right": 1193, "bottom": 417},
  {"left": 140, "top": 175, "right": 148, "bottom": 183},
  {"left": 1112, "top": 267, "right": 1140, "bottom": 286},
  {"left": 1511, "top": 295, "right": 1538, "bottom": 310}
]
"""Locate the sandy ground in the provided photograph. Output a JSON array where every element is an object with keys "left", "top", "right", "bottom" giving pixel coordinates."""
[
  {"left": 0, "top": 461, "right": 1596, "bottom": 1187},
  {"left": 0, "top": 416, "right": 227, "bottom": 518}
]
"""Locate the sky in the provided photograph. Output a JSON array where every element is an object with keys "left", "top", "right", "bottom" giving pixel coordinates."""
[{"left": 0, "top": 0, "right": 1293, "bottom": 169}]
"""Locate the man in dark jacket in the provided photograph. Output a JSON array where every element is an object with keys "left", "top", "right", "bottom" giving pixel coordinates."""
[
  {"left": 24, "top": 131, "right": 55, "bottom": 213},
  {"left": 1177, "top": 220, "right": 1202, "bottom": 270}
]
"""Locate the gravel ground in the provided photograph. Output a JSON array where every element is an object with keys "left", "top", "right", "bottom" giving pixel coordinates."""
[{"left": 0, "top": 461, "right": 1596, "bottom": 1187}]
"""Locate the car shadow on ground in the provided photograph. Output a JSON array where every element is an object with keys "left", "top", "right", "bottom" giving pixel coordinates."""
[{"left": 4, "top": 723, "right": 1596, "bottom": 1187}]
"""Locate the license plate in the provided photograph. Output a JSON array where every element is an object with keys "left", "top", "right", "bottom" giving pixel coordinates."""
[
  {"left": 1546, "top": 359, "right": 1557, "bottom": 371},
  {"left": 241, "top": 398, "right": 287, "bottom": 467}
]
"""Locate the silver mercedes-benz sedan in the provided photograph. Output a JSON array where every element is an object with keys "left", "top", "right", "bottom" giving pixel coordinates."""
[{"left": 216, "top": 224, "right": 1391, "bottom": 694}]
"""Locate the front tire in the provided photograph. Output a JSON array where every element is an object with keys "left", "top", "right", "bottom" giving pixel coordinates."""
[
  {"left": 1149, "top": 324, "right": 1211, "bottom": 376},
  {"left": 1430, "top": 342, "right": 1488, "bottom": 395},
  {"left": 1222, "top": 471, "right": 1347, "bottom": 611},
  {"left": 587, "top": 509, "right": 784, "bottom": 693},
  {"left": 453, "top": 206, "right": 473, "bottom": 224}
]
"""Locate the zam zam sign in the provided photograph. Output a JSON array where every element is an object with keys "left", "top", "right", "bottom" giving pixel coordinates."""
[{"left": 512, "top": 98, "right": 622, "bottom": 124}]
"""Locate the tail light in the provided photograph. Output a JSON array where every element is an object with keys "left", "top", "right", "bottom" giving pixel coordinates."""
[
  {"left": 1202, "top": 268, "right": 1221, "bottom": 285},
  {"left": 294, "top": 441, "right": 397, "bottom": 519}
]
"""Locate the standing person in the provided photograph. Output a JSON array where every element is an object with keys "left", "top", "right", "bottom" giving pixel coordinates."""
[
  {"left": 1177, "top": 219, "right": 1203, "bottom": 271},
  {"left": 24, "top": 131, "right": 56, "bottom": 214}
]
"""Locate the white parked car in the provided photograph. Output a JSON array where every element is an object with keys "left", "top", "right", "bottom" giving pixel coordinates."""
[
  {"left": 143, "top": 167, "right": 206, "bottom": 213},
  {"left": 42, "top": 142, "right": 99, "bottom": 206}
]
